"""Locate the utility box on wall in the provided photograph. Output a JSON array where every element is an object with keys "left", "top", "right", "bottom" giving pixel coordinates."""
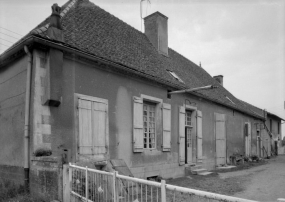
[{"left": 42, "top": 48, "right": 63, "bottom": 107}]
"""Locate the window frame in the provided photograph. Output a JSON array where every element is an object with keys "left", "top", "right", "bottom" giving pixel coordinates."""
[
  {"left": 141, "top": 94, "right": 163, "bottom": 150},
  {"left": 143, "top": 101, "right": 157, "bottom": 149},
  {"left": 167, "top": 70, "right": 184, "bottom": 83}
]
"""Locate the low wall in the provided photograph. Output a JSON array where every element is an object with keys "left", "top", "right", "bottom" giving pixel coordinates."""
[
  {"left": 30, "top": 156, "right": 63, "bottom": 201},
  {"left": 0, "top": 165, "right": 24, "bottom": 185}
]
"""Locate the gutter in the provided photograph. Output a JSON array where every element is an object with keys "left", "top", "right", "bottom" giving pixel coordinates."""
[
  {"left": 0, "top": 35, "right": 265, "bottom": 121},
  {"left": 23, "top": 45, "right": 32, "bottom": 191}
]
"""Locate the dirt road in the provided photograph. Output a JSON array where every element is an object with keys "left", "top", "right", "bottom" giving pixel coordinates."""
[
  {"left": 168, "top": 155, "right": 285, "bottom": 202},
  {"left": 219, "top": 155, "right": 285, "bottom": 201}
]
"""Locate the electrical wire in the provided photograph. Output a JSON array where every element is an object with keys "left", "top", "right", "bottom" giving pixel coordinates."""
[
  {"left": 0, "top": 92, "right": 26, "bottom": 105},
  {"left": 0, "top": 26, "right": 23, "bottom": 37},
  {"left": 0, "top": 69, "right": 27, "bottom": 85},
  {"left": 0, "top": 31, "right": 20, "bottom": 40},
  {"left": 0, "top": 37, "right": 15, "bottom": 44},
  {"left": 0, "top": 42, "right": 10, "bottom": 47}
]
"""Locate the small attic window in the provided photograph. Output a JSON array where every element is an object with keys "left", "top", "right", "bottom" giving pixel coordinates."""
[
  {"left": 167, "top": 70, "right": 184, "bottom": 83},
  {"left": 225, "top": 96, "right": 235, "bottom": 105}
]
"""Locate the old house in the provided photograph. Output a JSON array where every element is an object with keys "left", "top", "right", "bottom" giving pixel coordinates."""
[{"left": 0, "top": 0, "right": 283, "bottom": 199}]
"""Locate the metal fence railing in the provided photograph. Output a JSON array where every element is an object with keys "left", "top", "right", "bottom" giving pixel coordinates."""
[{"left": 64, "top": 163, "right": 258, "bottom": 202}]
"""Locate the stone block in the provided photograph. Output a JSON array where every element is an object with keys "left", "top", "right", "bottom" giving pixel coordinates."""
[{"left": 42, "top": 115, "right": 51, "bottom": 125}]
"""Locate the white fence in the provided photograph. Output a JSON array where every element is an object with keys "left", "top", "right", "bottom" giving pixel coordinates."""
[{"left": 63, "top": 163, "right": 258, "bottom": 202}]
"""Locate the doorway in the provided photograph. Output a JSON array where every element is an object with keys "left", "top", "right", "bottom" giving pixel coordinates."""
[
  {"left": 257, "top": 131, "right": 261, "bottom": 157},
  {"left": 185, "top": 110, "right": 193, "bottom": 164}
]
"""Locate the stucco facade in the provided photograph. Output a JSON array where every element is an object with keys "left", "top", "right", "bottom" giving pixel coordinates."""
[{"left": 0, "top": 55, "right": 27, "bottom": 183}]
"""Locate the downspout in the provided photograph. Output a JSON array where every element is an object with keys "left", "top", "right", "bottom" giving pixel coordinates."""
[{"left": 24, "top": 45, "right": 32, "bottom": 191}]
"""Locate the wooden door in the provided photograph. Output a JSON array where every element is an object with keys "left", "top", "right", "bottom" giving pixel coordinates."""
[
  {"left": 257, "top": 136, "right": 261, "bottom": 157},
  {"left": 215, "top": 113, "right": 226, "bottom": 166}
]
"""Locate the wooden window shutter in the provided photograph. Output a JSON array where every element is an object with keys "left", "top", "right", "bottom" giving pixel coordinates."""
[
  {"left": 162, "top": 103, "right": 171, "bottom": 151},
  {"left": 78, "top": 99, "right": 93, "bottom": 154},
  {"left": 92, "top": 101, "right": 107, "bottom": 154},
  {"left": 179, "top": 106, "right": 186, "bottom": 165},
  {"left": 245, "top": 122, "right": 251, "bottom": 156},
  {"left": 197, "top": 110, "right": 203, "bottom": 162},
  {"left": 133, "top": 96, "right": 144, "bottom": 152},
  {"left": 215, "top": 113, "right": 226, "bottom": 165}
]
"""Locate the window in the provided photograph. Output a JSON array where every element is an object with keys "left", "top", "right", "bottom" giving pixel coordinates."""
[
  {"left": 167, "top": 70, "right": 184, "bottom": 83},
  {"left": 185, "top": 110, "right": 193, "bottom": 154},
  {"left": 278, "top": 122, "right": 280, "bottom": 134},
  {"left": 185, "top": 111, "right": 192, "bottom": 126},
  {"left": 225, "top": 96, "right": 235, "bottom": 105},
  {"left": 133, "top": 95, "right": 171, "bottom": 152},
  {"left": 270, "top": 119, "right": 272, "bottom": 132},
  {"left": 143, "top": 102, "right": 156, "bottom": 149}
]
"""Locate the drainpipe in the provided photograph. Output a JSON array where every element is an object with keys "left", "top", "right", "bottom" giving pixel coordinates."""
[{"left": 24, "top": 45, "right": 32, "bottom": 191}]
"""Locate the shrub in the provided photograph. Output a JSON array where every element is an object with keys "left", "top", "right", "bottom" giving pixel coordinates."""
[
  {"left": 0, "top": 179, "right": 49, "bottom": 202},
  {"left": 0, "top": 179, "right": 25, "bottom": 201},
  {"left": 34, "top": 148, "right": 52, "bottom": 157}
]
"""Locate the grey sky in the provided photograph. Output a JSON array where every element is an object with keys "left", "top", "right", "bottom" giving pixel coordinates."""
[{"left": 0, "top": 0, "right": 284, "bottom": 131}]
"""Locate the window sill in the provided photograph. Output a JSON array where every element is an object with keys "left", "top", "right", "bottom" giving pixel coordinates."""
[{"left": 143, "top": 149, "right": 161, "bottom": 155}]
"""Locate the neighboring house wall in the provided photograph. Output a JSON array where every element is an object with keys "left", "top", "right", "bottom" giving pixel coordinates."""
[
  {"left": 266, "top": 116, "right": 281, "bottom": 140},
  {"left": 0, "top": 56, "right": 27, "bottom": 184},
  {"left": 265, "top": 115, "right": 282, "bottom": 155}
]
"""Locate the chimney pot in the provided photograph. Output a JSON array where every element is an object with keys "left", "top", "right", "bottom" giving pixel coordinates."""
[
  {"left": 213, "top": 75, "right": 223, "bottom": 86},
  {"left": 144, "top": 12, "right": 168, "bottom": 56}
]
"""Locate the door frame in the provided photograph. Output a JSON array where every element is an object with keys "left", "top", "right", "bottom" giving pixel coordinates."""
[{"left": 185, "top": 105, "right": 197, "bottom": 164}]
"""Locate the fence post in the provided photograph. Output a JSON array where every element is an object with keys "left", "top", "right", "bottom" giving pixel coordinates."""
[
  {"left": 63, "top": 164, "right": 70, "bottom": 202},
  {"left": 113, "top": 171, "right": 118, "bottom": 202},
  {"left": 161, "top": 180, "right": 166, "bottom": 202},
  {"left": 85, "top": 166, "right": 88, "bottom": 202}
]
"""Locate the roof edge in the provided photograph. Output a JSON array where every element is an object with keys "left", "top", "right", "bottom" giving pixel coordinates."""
[{"left": 267, "top": 112, "right": 285, "bottom": 121}]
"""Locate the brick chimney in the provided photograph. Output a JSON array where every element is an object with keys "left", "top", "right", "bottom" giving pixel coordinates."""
[
  {"left": 213, "top": 75, "right": 223, "bottom": 86},
  {"left": 144, "top": 12, "right": 168, "bottom": 56}
]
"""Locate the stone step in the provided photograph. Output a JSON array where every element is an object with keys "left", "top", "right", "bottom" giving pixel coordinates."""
[
  {"left": 216, "top": 165, "right": 236, "bottom": 170},
  {"left": 197, "top": 171, "right": 213, "bottom": 176},
  {"left": 191, "top": 168, "right": 207, "bottom": 175},
  {"left": 190, "top": 165, "right": 203, "bottom": 171}
]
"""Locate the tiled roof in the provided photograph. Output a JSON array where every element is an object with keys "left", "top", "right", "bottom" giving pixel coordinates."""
[{"left": 1, "top": 0, "right": 269, "bottom": 119}]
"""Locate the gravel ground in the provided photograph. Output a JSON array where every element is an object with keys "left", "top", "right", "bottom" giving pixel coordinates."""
[
  {"left": 230, "top": 155, "right": 285, "bottom": 201},
  {"left": 167, "top": 156, "right": 285, "bottom": 201}
]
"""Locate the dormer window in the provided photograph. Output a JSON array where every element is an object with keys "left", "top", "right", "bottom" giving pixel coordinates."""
[
  {"left": 225, "top": 96, "right": 235, "bottom": 105},
  {"left": 167, "top": 70, "right": 184, "bottom": 83}
]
